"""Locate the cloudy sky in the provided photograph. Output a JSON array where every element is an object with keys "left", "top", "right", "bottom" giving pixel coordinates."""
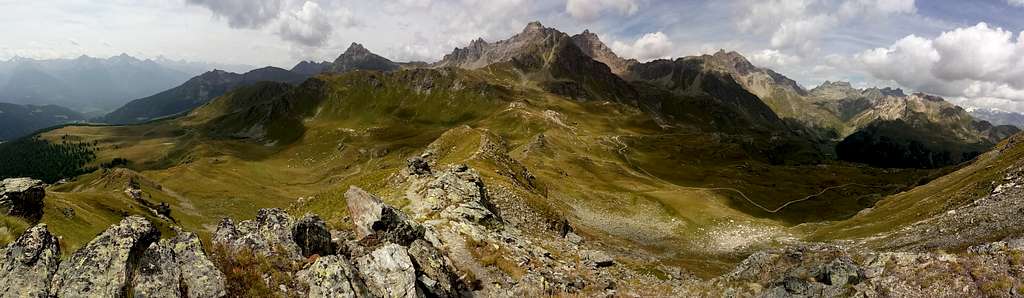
[{"left": 2, "top": 0, "right": 1024, "bottom": 111}]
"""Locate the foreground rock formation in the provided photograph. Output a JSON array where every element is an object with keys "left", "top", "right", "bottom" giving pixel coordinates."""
[
  {"left": 0, "top": 178, "right": 45, "bottom": 222},
  {"left": 2, "top": 157, "right": 1024, "bottom": 297}
]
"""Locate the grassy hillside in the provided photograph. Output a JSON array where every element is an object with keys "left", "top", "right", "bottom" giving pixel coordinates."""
[{"left": 3, "top": 67, "right": 953, "bottom": 279}]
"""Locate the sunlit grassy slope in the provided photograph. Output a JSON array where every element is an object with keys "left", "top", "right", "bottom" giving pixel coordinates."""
[{"left": 28, "top": 67, "right": 949, "bottom": 277}]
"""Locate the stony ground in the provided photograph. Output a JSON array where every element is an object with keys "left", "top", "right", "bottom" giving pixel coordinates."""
[{"left": 2, "top": 156, "right": 1024, "bottom": 297}]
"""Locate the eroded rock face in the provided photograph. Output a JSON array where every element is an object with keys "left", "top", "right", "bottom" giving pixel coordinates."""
[
  {"left": 355, "top": 244, "right": 421, "bottom": 298},
  {"left": 133, "top": 230, "right": 227, "bottom": 298},
  {"left": 407, "top": 239, "right": 457, "bottom": 297},
  {"left": 0, "top": 224, "right": 60, "bottom": 298},
  {"left": 49, "top": 216, "right": 160, "bottom": 298},
  {"left": 345, "top": 186, "right": 424, "bottom": 246},
  {"left": 297, "top": 255, "right": 370, "bottom": 298},
  {"left": 213, "top": 208, "right": 302, "bottom": 259},
  {"left": 0, "top": 178, "right": 45, "bottom": 222},
  {"left": 292, "top": 214, "right": 334, "bottom": 258},
  {"left": 133, "top": 242, "right": 179, "bottom": 298}
]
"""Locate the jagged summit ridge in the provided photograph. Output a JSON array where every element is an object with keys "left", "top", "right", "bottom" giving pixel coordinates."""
[
  {"left": 327, "top": 42, "right": 401, "bottom": 73},
  {"left": 570, "top": 29, "right": 638, "bottom": 75}
]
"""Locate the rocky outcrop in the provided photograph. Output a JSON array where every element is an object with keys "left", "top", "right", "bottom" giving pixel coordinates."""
[
  {"left": 0, "top": 224, "right": 60, "bottom": 298},
  {"left": 49, "top": 216, "right": 160, "bottom": 297},
  {"left": 355, "top": 244, "right": 421, "bottom": 298},
  {"left": 297, "top": 255, "right": 370, "bottom": 298},
  {"left": 0, "top": 178, "right": 45, "bottom": 222},
  {"left": 328, "top": 43, "right": 401, "bottom": 74},
  {"left": 133, "top": 230, "right": 227, "bottom": 298},
  {"left": 345, "top": 186, "right": 424, "bottom": 246},
  {"left": 213, "top": 208, "right": 332, "bottom": 260},
  {"left": 417, "top": 165, "right": 500, "bottom": 225}
]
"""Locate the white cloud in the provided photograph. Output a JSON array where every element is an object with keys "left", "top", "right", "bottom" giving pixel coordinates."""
[
  {"left": 188, "top": 0, "right": 352, "bottom": 48},
  {"left": 931, "top": 23, "right": 1024, "bottom": 88},
  {"left": 857, "top": 22, "right": 1024, "bottom": 110},
  {"left": 185, "top": 0, "right": 286, "bottom": 29},
  {"left": 565, "top": 0, "right": 639, "bottom": 22},
  {"left": 276, "top": 1, "right": 342, "bottom": 47},
  {"left": 738, "top": 0, "right": 917, "bottom": 54},
  {"left": 749, "top": 49, "right": 802, "bottom": 68},
  {"left": 611, "top": 32, "right": 674, "bottom": 61},
  {"left": 839, "top": 0, "right": 915, "bottom": 18},
  {"left": 1009, "top": 0, "right": 1024, "bottom": 7}
]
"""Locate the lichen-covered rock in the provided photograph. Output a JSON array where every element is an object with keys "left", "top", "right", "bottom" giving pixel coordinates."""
[
  {"left": 292, "top": 214, "right": 334, "bottom": 257},
  {"left": 297, "top": 255, "right": 370, "bottom": 298},
  {"left": 407, "top": 239, "right": 458, "bottom": 297},
  {"left": 134, "top": 230, "right": 227, "bottom": 298},
  {"left": 423, "top": 165, "right": 499, "bottom": 225},
  {"left": 49, "top": 216, "right": 160, "bottom": 298},
  {"left": 213, "top": 208, "right": 302, "bottom": 259},
  {"left": 0, "top": 224, "right": 60, "bottom": 298},
  {"left": 345, "top": 186, "right": 423, "bottom": 246},
  {"left": 0, "top": 178, "right": 45, "bottom": 222},
  {"left": 171, "top": 231, "right": 227, "bottom": 297},
  {"left": 133, "top": 242, "right": 179, "bottom": 298},
  {"left": 356, "top": 244, "right": 422, "bottom": 298}
]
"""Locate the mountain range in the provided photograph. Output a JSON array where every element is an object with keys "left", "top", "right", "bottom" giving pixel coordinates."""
[
  {"left": 969, "top": 107, "right": 1024, "bottom": 128},
  {"left": 0, "top": 55, "right": 204, "bottom": 113},
  {"left": 3, "top": 21, "right": 1024, "bottom": 296}
]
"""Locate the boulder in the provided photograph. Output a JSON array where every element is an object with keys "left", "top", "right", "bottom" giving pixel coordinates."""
[
  {"left": 292, "top": 214, "right": 334, "bottom": 258},
  {"left": 355, "top": 244, "right": 422, "bottom": 298},
  {"left": 298, "top": 255, "right": 370, "bottom": 298},
  {"left": 584, "top": 250, "right": 615, "bottom": 268},
  {"left": 134, "top": 230, "right": 227, "bottom": 298},
  {"left": 50, "top": 216, "right": 160, "bottom": 297},
  {"left": 407, "top": 239, "right": 458, "bottom": 297},
  {"left": 0, "top": 224, "right": 60, "bottom": 298},
  {"left": 213, "top": 208, "right": 302, "bottom": 259},
  {"left": 345, "top": 186, "right": 424, "bottom": 246},
  {"left": 0, "top": 178, "right": 45, "bottom": 222}
]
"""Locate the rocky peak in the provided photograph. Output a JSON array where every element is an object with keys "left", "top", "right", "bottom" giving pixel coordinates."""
[
  {"left": 571, "top": 29, "right": 637, "bottom": 75},
  {"left": 344, "top": 42, "right": 370, "bottom": 55},
  {"left": 811, "top": 80, "right": 861, "bottom": 100},
  {"left": 524, "top": 21, "right": 545, "bottom": 32},
  {"left": 434, "top": 21, "right": 572, "bottom": 69},
  {"left": 705, "top": 50, "right": 758, "bottom": 74},
  {"left": 911, "top": 92, "right": 946, "bottom": 102},
  {"left": 328, "top": 42, "right": 400, "bottom": 73}
]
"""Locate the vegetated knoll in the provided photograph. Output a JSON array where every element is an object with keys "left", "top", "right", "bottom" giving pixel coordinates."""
[{"left": 99, "top": 66, "right": 309, "bottom": 125}]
